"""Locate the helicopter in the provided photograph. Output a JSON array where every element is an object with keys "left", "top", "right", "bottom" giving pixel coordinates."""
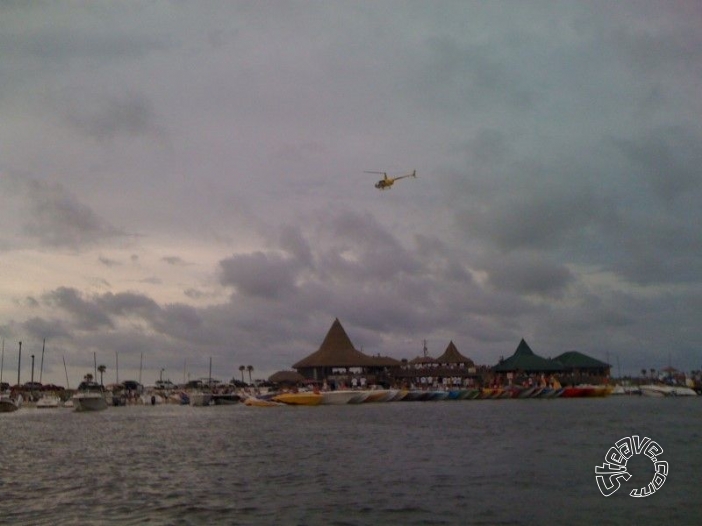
[{"left": 364, "top": 169, "right": 417, "bottom": 190}]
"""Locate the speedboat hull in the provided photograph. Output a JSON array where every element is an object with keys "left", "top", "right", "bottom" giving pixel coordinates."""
[
  {"left": 189, "top": 392, "right": 213, "bottom": 406},
  {"left": 321, "top": 390, "right": 360, "bottom": 405},
  {"left": 0, "top": 398, "right": 20, "bottom": 412},
  {"left": 73, "top": 393, "right": 108, "bottom": 412},
  {"left": 36, "top": 395, "right": 61, "bottom": 409},
  {"left": 272, "top": 392, "right": 323, "bottom": 406},
  {"left": 640, "top": 385, "right": 697, "bottom": 397}
]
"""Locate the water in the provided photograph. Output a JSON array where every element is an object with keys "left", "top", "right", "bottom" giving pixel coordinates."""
[{"left": 1, "top": 397, "right": 700, "bottom": 525}]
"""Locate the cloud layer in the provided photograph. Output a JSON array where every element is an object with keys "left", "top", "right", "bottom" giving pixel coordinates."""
[{"left": 1, "top": 2, "right": 700, "bottom": 385}]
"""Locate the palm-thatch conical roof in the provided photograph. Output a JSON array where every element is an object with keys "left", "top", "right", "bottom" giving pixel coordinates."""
[
  {"left": 436, "top": 341, "right": 475, "bottom": 366},
  {"left": 493, "top": 338, "right": 562, "bottom": 373},
  {"left": 292, "top": 318, "right": 376, "bottom": 368},
  {"left": 268, "top": 370, "right": 306, "bottom": 384}
]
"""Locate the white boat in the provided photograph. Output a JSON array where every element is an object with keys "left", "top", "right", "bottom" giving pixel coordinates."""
[
  {"left": 72, "top": 382, "right": 109, "bottom": 412},
  {"left": 36, "top": 394, "right": 61, "bottom": 409},
  {"left": 640, "top": 384, "right": 698, "bottom": 397},
  {"left": 189, "top": 391, "right": 213, "bottom": 406},
  {"left": 0, "top": 393, "right": 21, "bottom": 413},
  {"left": 321, "top": 390, "right": 360, "bottom": 405},
  {"left": 347, "top": 390, "right": 372, "bottom": 404}
]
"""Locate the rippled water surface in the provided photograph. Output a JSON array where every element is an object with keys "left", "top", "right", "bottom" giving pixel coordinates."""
[{"left": 1, "top": 397, "right": 700, "bottom": 525}]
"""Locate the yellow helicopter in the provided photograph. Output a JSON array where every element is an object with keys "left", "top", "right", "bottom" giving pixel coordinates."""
[{"left": 364, "top": 169, "right": 417, "bottom": 190}]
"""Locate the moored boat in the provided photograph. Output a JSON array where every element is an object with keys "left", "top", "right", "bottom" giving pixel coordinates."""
[
  {"left": 0, "top": 393, "right": 22, "bottom": 413},
  {"left": 272, "top": 392, "right": 323, "bottom": 406},
  {"left": 211, "top": 393, "right": 241, "bottom": 405},
  {"left": 244, "top": 397, "right": 285, "bottom": 407},
  {"left": 36, "top": 394, "right": 61, "bottom": 409},
  {"left": 640, "top": 384, "right": 697, "bottom": 397},
  {"left": 72, "top": 382, "right": 108, "bottom": 412},
  {"left": 364, "top": 389, "right": 396, "bottom": 403},
  {"left": 189, "top": 392, "right": 213, "bottom": 406},
  {"left": 348, "top": 390, "right": 372, "bottom": 404},
  {"left": 321, "top": 390, "right": 360, "bottom": 405}
]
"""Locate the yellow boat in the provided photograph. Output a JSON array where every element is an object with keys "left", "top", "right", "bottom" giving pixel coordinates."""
[
  {"left": 271, "top": 392, "right": 323, "bottom": 406},
  {"left": 244, "top": 397, "right": 285, "bottom": 407}
]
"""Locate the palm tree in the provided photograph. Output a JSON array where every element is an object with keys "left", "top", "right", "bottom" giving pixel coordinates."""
[
  {"left": 97, "top": 365, "right": 107, "bottom": 386},
  {"left": 247, "top": 365, "right": 254, "bottom": 385},
  {"left": 641, "top": 369, "right": 646, "bottom": 379},
  {"left": 84, "top": 373, "right": 94, "bottom": 383},
  {"left": 239, "top": 365, "right": 246, "bottom": 383}
]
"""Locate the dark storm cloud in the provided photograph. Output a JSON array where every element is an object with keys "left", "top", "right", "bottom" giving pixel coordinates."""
[
  {"left": 0, "top": 4, "right": 171, "bottom": 64},
  {"left": 484, "top": 252, "right": 574, "bottom": 298},
  {"left": 21, "top": 316, "right": 71, "bottom": 341},
  {"left": 43, "top": 287, "right": 113, "bottom": 330},
  {"left": 98, "top": 256, "right": 121, "bottom": 267},
  {"left": 613, "top": 126, "right": 701, "bottom": 204},
  {"left": 96, "top": 292, "right": 160, "bottom": 319},
  {"left": 66, "top": 93, "right": 165, "bottom": 142},
  {"left": 1, "top": 175, "right": 126, "bottom": 250},
  {"left": 2, "top": 2, "right": 702, "bottom": 379},
  {"left": 219, "top": 252, "right": 301, "bottom": 300}
]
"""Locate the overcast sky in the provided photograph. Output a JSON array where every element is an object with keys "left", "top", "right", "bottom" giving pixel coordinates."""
[{"left": 1, "top": 1, "right": 700, "bottom": 386}]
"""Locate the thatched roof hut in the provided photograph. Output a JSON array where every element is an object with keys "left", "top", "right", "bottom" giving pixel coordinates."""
[
  {"left": 436, "top": 341, "right": 475, "bottom": 366},
  {"left": 292, "top": 318, "right": 398, "bottom": 383},
  {"left": 292, "top": 318, "right": 376, "bottom": 369},
  {"left": 268, "top": 370, "right": 306, "bottom": 385}
]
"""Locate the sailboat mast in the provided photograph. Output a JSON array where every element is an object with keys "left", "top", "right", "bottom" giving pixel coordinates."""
[
  {"left": 40, "top": 339, "right": 45, "bottom": 384},
  {"left": 1, "top": 339, "right": 4, "bottom": 386},
  {"left": 63, "top": 356, "right": 70, "bottom": 389},
  {"left": 17, "top": 341, "right": 22, "bottom": 386},
  {"left": 115, "top": 352, "right": 119, "bottom": 384},
  {"left": 139, "top": 352, "right": 143, "bottom": 384}
]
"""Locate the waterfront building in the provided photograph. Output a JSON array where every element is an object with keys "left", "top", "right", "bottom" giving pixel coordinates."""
[{"left": 292, "top": 318, "right": 400, "bottom": 387}]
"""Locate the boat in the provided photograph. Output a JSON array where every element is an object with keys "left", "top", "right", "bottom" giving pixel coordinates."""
[
  {"left": 321, "top": 390, "right": 360, "bottom": 405},
  {"left": 271, "top": 392, "right": 323, "bottom": 406},
  {"left": 189, "top": 391, "right": 213, "bottom": 406},
  {"left": 72, "top": 381, "right": 108, "bottom": 412},
  {"left": 244, "top": 397, "right": 285, "bottom": 407},
  {"left": 211, "top": 393, "right": 242, "bottom": 405},
  {"left": 390, "top": 389, "right": 408, "bottom": 401},
  {"left": 36, "top": 394, "right": 61, "bottom": 409},
  {"left": 347, "top": 390, "right": 372, "bottom": 404},
  {"left": 363, "top": 389, "right": 396, "bottom": 403},
  {"left": 640, "top": 384, "right": 698, "bottom": 397},
  {"left": 0, "top": 393, "right": 22, "bottom": 413},
  {"left": 426, "top": 390, "right": 450, "bottom": 401}
]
